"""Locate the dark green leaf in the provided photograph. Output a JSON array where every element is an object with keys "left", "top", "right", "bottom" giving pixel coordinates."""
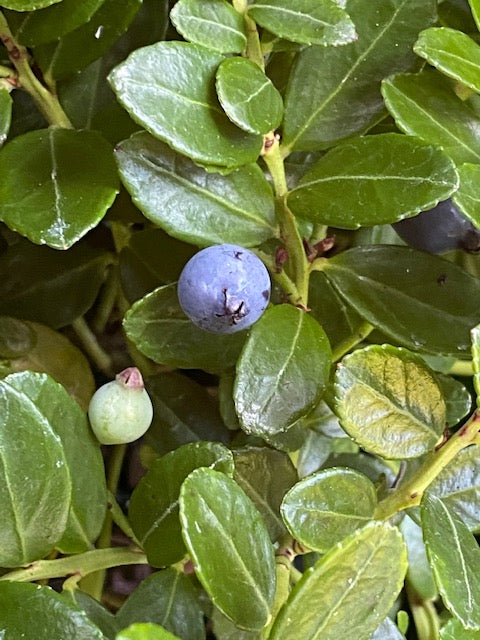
[
  {"left": 117, "top": 624, "right": 181, "bottom": 640},
  {"left": 334, "top": 345, "right": 446, "bottom": 459},
  {"left": 0, "top": 372, "right": 71, "bottom": 566},
  {"left": 233, "top": 446, "right": 297, "bottom": 541},
  {"left": 324, "top": 245, "right": 480, "bottom": 357},
  {"left": 123, "top": 283, "right": 245, "bottom": 372},
  {"left": 116, "top": 569, "right": 205, "bottom": 640},
  {"left": 382, "top": 71, "right": 480, "bottom": 166},
  {"left": 115, "top": 132, "right": 276, "bottom": 247},
  {"left": 0, "top": 128, "right": 119, "bottom": 249},
  {"left": 247, "top": 0, "right": 357, "bottom": 47},
  {"left": 0, "top": 240, "right": 112, "bottom": 329},
  {"left": 400, "top": 515, "right": 437, "bottom": 600},
  {"left": 1, "top": 0, "right": 60, "bottom": 9},
  {"left": 414, "top": 27, "right": 480, "bottom": 94},
  {"left": 34, "top": 0, "right": 141, "bottom": 80},
  {"left": 180, "top": 468, "right": 275, "bottom": 631},
  {"left": 212, "top": 608, "right": 260, "bottom": 640},
  {"left": 269, "top": 522, "right": 407, "bottom": 640},
  {"left": 296, "top": 431, "right": 333, "bottom": 478},
  {"left": 5, "top": 0, "right": 105, "bottom": 46},
  {"left": 216, "top": 57, "right": 284, "bottom": 134},
  {"left": 436, "top": 373, "right": 471, "bottom": 428},
  {"left": 282, "top": 0, "right": 436, "bottom": 151},
  {"left": 0, "top": 316, "right": 35, "bottom": 357},
  {"left": 440, "top": 618, "right": 480, "bottom": 639},
  {"left": 0, "top": 583, "right": 104, "bottom": 639},
  {"left": 422, "top": 493, "right": 480, "bottom": 629},
  {"left": 170, "top": 0, "right": 247, "bottom": 53},
  {"left": 453, "top": 163, "right": 480, "bottom": 229},
  {"left": 0, "top": 88, "right": 12, "bottom": 146},
  {"left": 109, "top": 41, "right": 263, "bottom": 167},
  {"left": 129, "top": 442, "right": 233, "bottom": 567},
  {"left": 281, "top": 468, "right": 377, "bottom": 552},
  {"left": 287, "top": 134, "right": 458, "bottom": 229},
  {"left": 234, "top": 304, "right": 332, "bottom": 436},
  {"left": 75, "top": 591, "right": 119, "bottom": 640}
]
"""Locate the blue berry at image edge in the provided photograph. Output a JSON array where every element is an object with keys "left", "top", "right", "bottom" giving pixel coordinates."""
[{"left": 177, "top": 244, "right": 271, "bottom": 334}]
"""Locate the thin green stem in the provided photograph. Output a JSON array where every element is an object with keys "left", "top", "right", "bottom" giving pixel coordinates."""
[
  {"left": 448, "top": 359, "right": 474, "bottom": 377},
  {"left": 92, "top": 266, "right": 119, "bottom": 334},
  {"left": 375, "top": 410, "right": 480, "bottom": 520},
  {"left": 232, "top": 0, "right": 264, "bottom": 68},
  {"left": 406, "top": 583, "right": 440, "bottom": 640},
  {"left": 108, "top": 490, "right": 142, "bottom": 548},
  {"left": 331, "top": 321, "right": 375, "bottom": 362},
  {"left": 71, "top": 317, "right": 115, "bottom": 378},
  {"left": 0, "top": 547, "right": 147, "bottom": 583},
  {"left": 0, "top": 12, "right": 72, "bottom": 128}
]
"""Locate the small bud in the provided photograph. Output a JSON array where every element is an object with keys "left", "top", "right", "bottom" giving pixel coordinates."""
[{"left": 88, "top": 367, "right": 153, "bottom": 445}]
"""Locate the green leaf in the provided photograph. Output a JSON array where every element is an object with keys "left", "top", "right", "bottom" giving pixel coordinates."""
[
  {"left": 400, "top": 515, "right": 437, "bottom": 600},
  {"left": 34, "top": 0, "right": 141, "bottom": 80},
  {"left": 281, "top": 0, "right": 436, "bottom": 152},
  {"left": 0, "top": 88, "right": 12, "bottom": 147},
  {"left": 180, "top": 468, "right": 275, "bottom": 631},
  {"left": 75, "top": 591, "right": 120, "bottom": 640},
  {"left": 170, "top": 0, "right": 247, "bottom": 53},
  {"left": 5, "top": 0, "right": 105, "bottom": 46},
  {"left": 5, "top": 372, "right": 106, "bottom": 554},
  {"left": 216, "top": 57, "right": 284, "bottom": 134},
  {"left": 0, "top": 583, "right": 104, "bottom": 639},
  {"left": 234, "top": 304, "right": 332, "bottom": 437},
  {"left": 247, "top": 0, "right": 357, "bottom": 47},
  {"left": 334, "top": 345, "right": 446, "bottom": 459},
  {"left": 269, "top": 522, "right": 407, "bottom": 640},
  {"left": 1, "top": 0, "right": 60, "bottom": 9},
  {"left": 116, "top": 569, "right": 205, "bottom": 640},
  {"left": 109, "top": 41, "right": 263, "bottom": 167},
  {"left": 436, "top": 373, "right": 472, "bottom": 428},
  {"left": 0, "top": 128, "right": 119, "bottom": 249},
  {"left": 0, "top": 316, "right": 35, "bottom": 358},
  {"left": 115, "top": 132, "right": 276, "bottom": 247},
  {"left": 414, "top": 27, "right": 480, "bottom": 94},
  {"left": 117, "top": 624, "right": 181, "bottom": 640},
  {"left": 453, "top": 163, "right": 480, "bottom": 229},
  {"left": 281, "top": 468, "right": 377, "bottom": 552},
  {"left": 287, "top": 134, "right": 458, "bottom": 229},
  {"left": 422, "top": 493, "right": 480, "bottom": 629},
  {"left": 123, "top": 283, "right": 245, "bottom": 372},
  {"left": 324, "top": 245, "right": 480, "bottom": 357},
  {"left": 470, "top": 0, "right": 480, "bottom": 31},
  {"left": 0, "top": 372, "right": 72, "bottom": 566},
  {"left": 440, "top": 618, "right": 480, "bottom": 640},
  {"left": 212, "top": 608, "right": 260, "bottom": 640},
  {"left": 382, "top": 71, "right": 480, "bottom": 166},
  {"left": 129, "top": 441, "right": 233, "bottom": 567},
  {"left": 0, "top": 240, "right": 112, "bottom": 329},
  {"left": 233, "top": 446, "right": 298, "bottom": 542}
]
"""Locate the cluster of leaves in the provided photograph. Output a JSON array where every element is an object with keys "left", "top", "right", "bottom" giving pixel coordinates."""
[{"left": 1, "top": 0, "right": 480, "bottom": 639}]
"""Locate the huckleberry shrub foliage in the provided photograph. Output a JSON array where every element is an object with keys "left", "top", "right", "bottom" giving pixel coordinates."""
[{"left": 1, "top": 1, "right": 480, "bottom": 639}]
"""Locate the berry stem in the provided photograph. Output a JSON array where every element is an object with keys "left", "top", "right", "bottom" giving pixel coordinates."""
[
  {"left": 232, "top": 0, "right": 264, "bottom": 69},
  {"left": 71, "top": 316, "right": 115, "bottom": 378}
]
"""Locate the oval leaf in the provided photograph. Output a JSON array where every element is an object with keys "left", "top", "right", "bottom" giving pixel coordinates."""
[
  {"left": 216, "top": 57, "right": 284, "bottom": 134},
  {"left": 422, "top": 493, "right": 480, "bottom": 629},
  {"left": 109, "top": 41, "right": 263, "bottom": 167},
  {"left": 287, "top": 134, "right": 459, "bottom": 229},
  {"left": 281, "top": 467, "right": 377, "bottom": 552},
  {"left": 269, "top": 522, "right": 407, "bottom": 640},
  {"left": 234, "top": 304, "right": 332, "bottom": 437},
  {"left": 180, "top": 468, "right": 275, "bottom": 631},
  {"left": 0, "top": 128, "right": 119, "bottom": 249},
  {"left": 324, "top": 245, "right": 480, "bottom": 357},
  {"left": 115, "top": 132, "right": 277, "bottom": 247},
  {"left": 170, "top": 0, "right": 247, "bottom": 53},
  {"left": 334, "top": 345, "right": 446, "bottom": 459},
  {"left": 440, "top": 618, "right": 480, "bottom": 640}
]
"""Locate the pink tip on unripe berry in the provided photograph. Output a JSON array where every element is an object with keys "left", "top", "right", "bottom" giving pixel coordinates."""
[{"left": 116, "top": 367, "right": 144, "bottom": 390}]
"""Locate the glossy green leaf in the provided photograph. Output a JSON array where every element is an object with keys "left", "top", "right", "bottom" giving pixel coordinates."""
[
  {"left": 0, "top": 240, "right": 112, "bottom": 329},
  {"left": 0, "top": 372, "right": 71, "bottom": 566},
  {"left": 116, "top": 569, "right": 205, "bottom": 640},
  {"left": 370, "top": 617, "right": 406, "bottom": 640},
  {"left": 233, "top": 446, "right": 297, "bottom": 542},
  {"left": 212, "top": 608, "right": 260, "bottom": 640},
  {"left": 470, "top": 0, "right": 480, "bottom": 31},
  {"left": 0, "top": 89, "right": 11, "bottom": 147},
  {"left": 1, "top": 0, "right": 60, "bottom": 9},
  {"left": 117, "top": 624, "right": 181, "bottom": 640},
  {"left": 130, "top": 442, "right": 233, "bottom": 567},
  {"left": 453, "top": 163, "right": 480, "bottom": 229},
  {"left": 234, "top": 304, "right": 332, "bottom": 437},
  {"left": 34, "top": 0, "right": 141, "bottom": 80},
  {"left": 335, "top": 345, "right": 446, "bottom": 459},
  {"left": 115, "top": 132, "right": 276, "bottom": 247},
  {"left": 400, "top": 515, "right": 437, "bottom": 600},
  {"left": 123, "top": 283, "right": 245, "bottom": 372},
  {"left": 281, "top": 468, "right": 377, "bottom": 552},
  {"left": 0, "top": 583, "right": 104, "bottom": 639},
  {"left": 287, "top": 134, "right": 458, "bottom": 229},
  {"left": 414, "top": 27, "right": 480, "bottom": 94},
  {"left": 269, "top": 522, "right": 407, "bottom": 640},
  {"left": 109, "top": 41, "right": 263, "bottom": 167},
  {"left": 282, "top": 0, "right": 436, "bottom": 151},
  {"left": 436, "top": 373, "right": 472, "bottom": 428},
  {"left": 0, "top": 128, "right": 119, "bottom": 249},
  {"left": 170, "top": 0, "right": 247, "bottom": 53},
  {"left": 5, "top": 0, "right": 105, "bottom": 46},
  {"left": 422, "top": 493, "right": 480, "bottom": 629},
  {"left": 75, "top": 591, "right": 119, "bottom": 639},
  {"left": 247, "top": 0, "right": 356, "bottom": 47},
  {"left": 324, "top": 245, "right": 480, "bottom": 357},
  {"left": 180, "top": 468, "right": 275, "bottom": 631},
  {"left": 216, "top": 57, "right": 284, "bottom": 134},
  {"left": 296, "top": 431, "right": 332, "bottom": 478},
  {"left": 382, "top": 71, "right": 480, "bottom": 166},
  {"left": 440, "top": 618, "right": 480, "bottom": 640}
]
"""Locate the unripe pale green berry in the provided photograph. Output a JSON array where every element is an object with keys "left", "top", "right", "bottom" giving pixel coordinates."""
[{"left": 88, "top": 367, "right": 153, "bottom": 445}]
